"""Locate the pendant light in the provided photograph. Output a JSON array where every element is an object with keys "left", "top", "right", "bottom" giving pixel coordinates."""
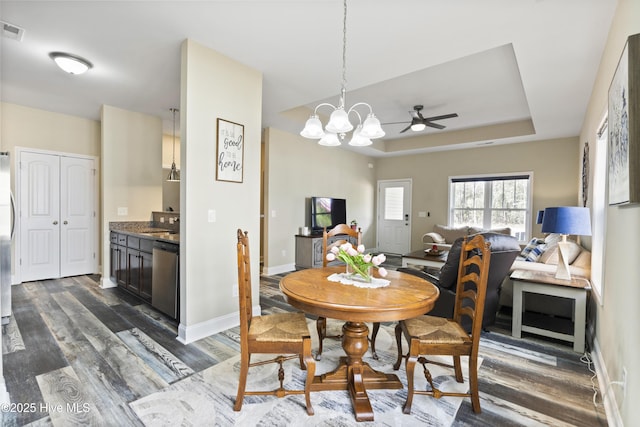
[
  {"left": 167, "top": 108, "right": 180, "bottom": 182},
  {"left": 300, "top": 0, "right": 385, "bottom": 147}
]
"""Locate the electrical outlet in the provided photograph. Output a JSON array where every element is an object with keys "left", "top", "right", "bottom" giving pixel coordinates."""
[
  {"left": 232, "top": 285, "right": 239, "bottom": 297},
  {"left": 622, "top": 367, "right": 627, "bottom": 399}
]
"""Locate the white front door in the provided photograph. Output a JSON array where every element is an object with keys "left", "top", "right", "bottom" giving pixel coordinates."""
[
  {"left": 19, "top": 151, "right": 96, "bottom": 282},
  {"left": 60, "top": 156, "right": 95, "bottom": 277},
  {"left": 19, "top": 152, "right": 60, "bottom": 282},
  {"left": 376, "top": 179, "right": 412, "bottom": 255}
]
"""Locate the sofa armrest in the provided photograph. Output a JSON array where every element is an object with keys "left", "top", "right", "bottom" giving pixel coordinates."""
[{"left": 422, "top": 232, "right": 445, "bottom": 244}]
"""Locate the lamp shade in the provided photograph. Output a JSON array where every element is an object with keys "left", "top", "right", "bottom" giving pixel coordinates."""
[
  {"left": 348, "top": 125, "right": 372, "bottom": 146},
  {"left": 359, "top": 114, "right": 385, "bottom": 139},
  {"left": 300, "top": 115, "right": 324, "bottom": 139},
  {"left": 536, "top": 210, "right": 545, "bottom": 224},
  {"left": 318, "top": 132, "right": 341, "bottom": 146},
  {"left": 325, "top": 108, "right": 353, "bottom": 133},
  {"left": 541, "top": 207, "right": 591, "bottom": 236}
]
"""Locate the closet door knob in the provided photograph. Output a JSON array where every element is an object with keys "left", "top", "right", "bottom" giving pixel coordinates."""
[
  {"left": 53, "top": 221, "right": 58, "bottom": 225},
  {"left": 63, "top": 221, "right": 68, "bottom": 225}
]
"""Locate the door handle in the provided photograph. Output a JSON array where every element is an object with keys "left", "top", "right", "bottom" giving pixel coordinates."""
[
  {"left": 63, "top": 221, "right": 68, "bottom": 225},
  {"left": 53, "top": 221, "right": 58, "bottom": 225}
]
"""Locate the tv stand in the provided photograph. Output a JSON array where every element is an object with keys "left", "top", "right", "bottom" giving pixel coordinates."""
[{"left": 295, "top": 234, "right": 358, "bottom": 269}]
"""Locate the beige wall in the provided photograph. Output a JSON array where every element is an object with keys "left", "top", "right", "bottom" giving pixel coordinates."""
[
  {"left": 100, "top": 105, "right": 163, "bottom": 284},
  {"left": 579, "top": 0, "right": 640, "bottom": 424},
  {"left": 178, "top": 39, "right": 262, "bottom": 342},
  {"left": 376, "top": 137, "right": 580, "bottom": 251},
  {"left": 263, "top": 127, "right": 376, "bottom": 273}
]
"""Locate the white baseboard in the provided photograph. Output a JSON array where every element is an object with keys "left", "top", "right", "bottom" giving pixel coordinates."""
[
  {"left": 100, "top": 277, "right": 117, "bottom": 289},
  {"left": 262, "top": 263, "right": 295, "bottom": 276},
  {"left": 176, "top": 304, "right": 260, "bottom": 344},
  {"left": 590, "top": 336, "right": 623, "bottom": 427}
]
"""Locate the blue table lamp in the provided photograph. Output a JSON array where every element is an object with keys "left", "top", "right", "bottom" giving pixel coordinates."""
[{"left": 541, "top": 207, "right": 591, "bottom": 280}]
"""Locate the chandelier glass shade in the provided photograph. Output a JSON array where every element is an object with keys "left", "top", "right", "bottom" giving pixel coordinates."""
[{"left": 300, "top": 0, "right": 385, "bottom": 147}]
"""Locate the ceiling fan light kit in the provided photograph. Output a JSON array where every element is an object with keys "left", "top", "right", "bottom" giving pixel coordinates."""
[
  {"left": 300, "top": 0, "right": 384, "bottom": 147},
  {"left": 385, "top": 105, "right": 458, "bottom": 134}
]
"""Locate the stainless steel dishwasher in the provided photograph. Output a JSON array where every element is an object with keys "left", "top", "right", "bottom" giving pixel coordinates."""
[{"left": 152, "top": 241, "right": 179, "bottom": 319}]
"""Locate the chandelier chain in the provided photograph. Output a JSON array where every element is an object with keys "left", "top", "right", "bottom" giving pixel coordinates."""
[{"left": 341, "top": 0, "right": 347, "bottom": 100}]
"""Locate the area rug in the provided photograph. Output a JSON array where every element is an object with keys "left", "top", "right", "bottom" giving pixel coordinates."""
[{"left": 129, "top": 323, "right": 480, "bottom": 426}]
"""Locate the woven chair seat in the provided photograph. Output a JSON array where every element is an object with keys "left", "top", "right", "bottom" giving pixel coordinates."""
[
  {"left": 404, "top": 314, "right": 469, "bottom": 345},
  {"left": 250, "top": 312, "right": 310, "bottom": 343}
]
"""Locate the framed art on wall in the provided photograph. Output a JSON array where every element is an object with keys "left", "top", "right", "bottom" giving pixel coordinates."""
[
  {"left": 608, "top": 33, "right": 639, "bottom": 205},
  {"left": 216, "top": 118, "right": 244, "bottom": 183}
]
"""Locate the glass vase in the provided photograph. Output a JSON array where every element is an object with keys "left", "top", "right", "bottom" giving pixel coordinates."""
[{"left": 346, "top": 264, "right": 372, "bottom": 283}]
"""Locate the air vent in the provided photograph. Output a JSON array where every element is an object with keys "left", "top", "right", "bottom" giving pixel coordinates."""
[{"left": 1, "top": 21, "right": 25, "bottom": 41}]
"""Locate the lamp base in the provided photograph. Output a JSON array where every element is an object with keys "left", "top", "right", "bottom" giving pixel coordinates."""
[{"left": 554, "top": 240, "right": 573, "bottom": 280}]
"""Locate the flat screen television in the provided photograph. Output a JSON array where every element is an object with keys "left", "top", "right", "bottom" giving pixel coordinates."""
[{"left": 310, "top": 197, "right": 347, "bottom": 233}]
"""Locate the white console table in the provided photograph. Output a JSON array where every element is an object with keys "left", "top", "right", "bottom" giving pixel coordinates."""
[{"left": 510, "top": 269, "right": 591, "bottom": 353}]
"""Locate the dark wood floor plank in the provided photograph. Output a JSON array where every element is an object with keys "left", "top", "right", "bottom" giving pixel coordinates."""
[
  {"left": 116, "top": 328, "right": 194, "bottom": 384},
  {"left": 51, "top": 292, "right": 170, "bottom": 398},
  {"left": 2, "top": 315, "right": 25, "bottom": 354},
  {"left": 109, "top": 303, "right": 217, "bottom": 372},
  {"left": 36, "top": 366, "right": 106, "bottom": 426},
  {"left": 64, "top": 280, "right": 134, "bottom": 333},
  {"left": 4, "top": 273, "right": 609, "bottom": 427},
  {"left": 34, "top": 288, "right": 145, "bottom": 424}
]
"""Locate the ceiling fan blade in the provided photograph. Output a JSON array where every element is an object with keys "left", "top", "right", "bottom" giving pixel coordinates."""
[
  {"left": 424, "top": 121, "right": 446, "bottom": 130},
  {"left": 424, "top": 113, "right": 458, "bottom": 121},
  {"left": 399, "top": 125, "right": 412, "bottom": 133},
  {"left": 382, "top": 121, "right": 410, "bottom": 125}
]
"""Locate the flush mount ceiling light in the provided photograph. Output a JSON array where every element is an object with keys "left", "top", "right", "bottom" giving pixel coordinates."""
[
  {"left": 49, "top": 51, "right": 93, "bottom": 75},
  {"left": 300, "top": 0, "right": 385, "bottom": 147}
]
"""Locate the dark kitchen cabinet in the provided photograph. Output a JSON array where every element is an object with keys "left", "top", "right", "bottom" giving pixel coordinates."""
[
  {"left": 110, "top": 232, "right": 127, "bottom": 288},
  {"left": 110, "top": 232, "right": 154, "bottom": 302}
]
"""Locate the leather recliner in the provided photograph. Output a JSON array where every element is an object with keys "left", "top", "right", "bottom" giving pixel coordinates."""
[{"left": 398, "top": 232, "right": 521, "bottom": 331}]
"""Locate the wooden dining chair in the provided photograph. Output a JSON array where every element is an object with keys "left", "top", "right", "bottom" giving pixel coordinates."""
[
  {"left": 393, "top": 234, "right": 491, "bottom": 414},
  {"left": 235, "top": 229, "right": 316, "bottom": 415},
  {"left": 316, "top": 224, "right": 362, "bottom": 360}
]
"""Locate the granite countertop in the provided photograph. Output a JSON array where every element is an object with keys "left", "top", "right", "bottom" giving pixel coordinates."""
[{"left": 110, "top": 221, "right": 180, "bottom": 244}]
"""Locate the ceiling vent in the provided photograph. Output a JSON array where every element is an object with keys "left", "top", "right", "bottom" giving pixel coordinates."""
[{"left": 1, "top": 21, "right": 25, "bottom": 41}]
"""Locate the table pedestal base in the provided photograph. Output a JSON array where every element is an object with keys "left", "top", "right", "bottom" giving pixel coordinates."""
[{"left": 310, "top": 321, "right": 403, "bottom": 422}]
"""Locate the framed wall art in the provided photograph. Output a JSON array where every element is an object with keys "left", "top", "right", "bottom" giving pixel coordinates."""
[
  {"left": 216, "top": 118, "right": 244, "bottom": 183},
  {"left": 608, "top": 33, "right": 640, "bottom": 205}
]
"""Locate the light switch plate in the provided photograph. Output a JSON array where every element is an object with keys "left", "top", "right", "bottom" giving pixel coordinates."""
[{"left": 208, "top": 209, "right": 216, "bottom": 223}]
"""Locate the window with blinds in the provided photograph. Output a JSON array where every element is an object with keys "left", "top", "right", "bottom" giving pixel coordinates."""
[
  {"left": 383, "top": 186, "right": 404, "bottom": 220},
  {"left": 449, "top": 173, "right": 532, "bottom": 242}
]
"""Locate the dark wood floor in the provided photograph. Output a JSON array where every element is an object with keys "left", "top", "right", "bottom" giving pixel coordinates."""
[{"left": 1, "top": 273, "right": 608, "bottom": 426}]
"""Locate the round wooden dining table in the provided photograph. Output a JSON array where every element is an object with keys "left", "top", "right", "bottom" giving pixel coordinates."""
[{"left": 280, "top": 266, "right": 439, "bottom": 422}]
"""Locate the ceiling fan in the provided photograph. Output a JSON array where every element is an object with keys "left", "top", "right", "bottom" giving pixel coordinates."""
[{"left": 385, "top": 105, "right": 458, "bottom": 133}]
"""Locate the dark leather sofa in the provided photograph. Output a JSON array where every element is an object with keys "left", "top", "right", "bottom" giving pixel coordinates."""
[{"left": 398, "top": 232, "right": 521, "bottom": 331}]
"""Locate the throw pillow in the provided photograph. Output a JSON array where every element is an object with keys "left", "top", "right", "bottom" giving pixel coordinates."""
[
  {"left": 524, "top": 243, "right": 546, "bottom": 262},
  {"left": 433, "top": 225, "right": 469, "bottom": 244},
  {"left": 520, "top": 237, "right": 545, "bottom": 258},
  {"left": 437, "top": 237, "right": 464, "bottom": 290},
  {"left": 541, "top": 241, "right": 582, "bottom": 265}
]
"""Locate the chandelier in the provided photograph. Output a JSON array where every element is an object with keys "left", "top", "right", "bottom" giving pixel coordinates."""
[{"left": 300, "top": 0, "right": 385, "bottom": 147}]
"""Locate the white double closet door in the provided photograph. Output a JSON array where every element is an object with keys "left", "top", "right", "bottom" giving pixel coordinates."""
[{"left": 19, "top": 150, "right": 96, "bottom": 282}]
